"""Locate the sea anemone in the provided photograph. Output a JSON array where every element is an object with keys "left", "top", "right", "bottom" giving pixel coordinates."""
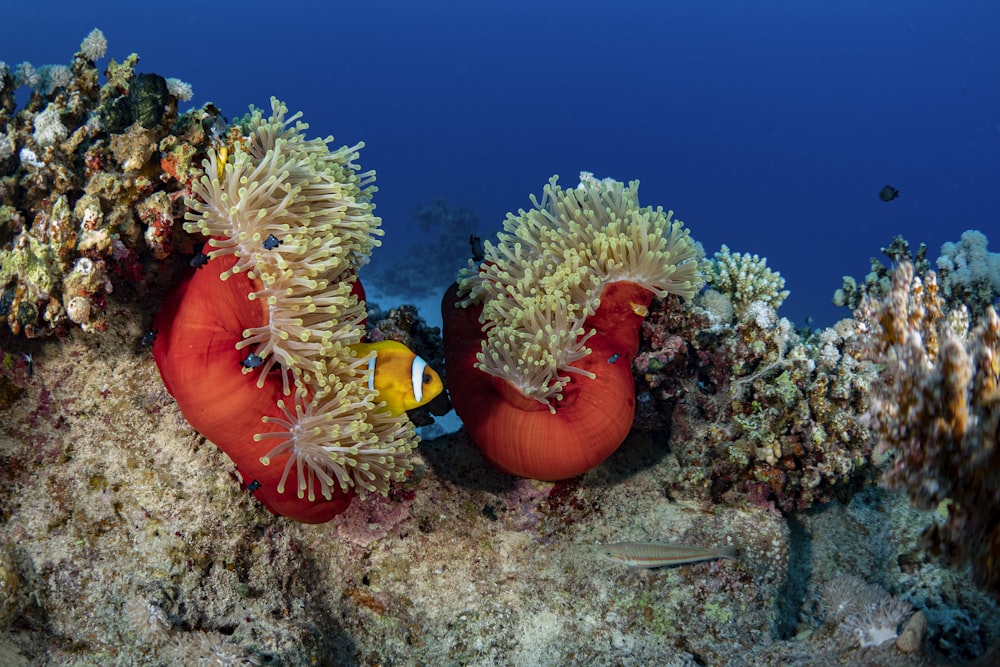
[
  {"left": 184, "top": 100, "right": 379, "bottom": 395},
  {"left": 153, "top": 99, "right": 417, "bottom": 523},
  {"left": 443, "top": 173, "right": 702, "bottom": 479},
  {"left": 255, "top": 378, "right": 416, "bottom": 499}
]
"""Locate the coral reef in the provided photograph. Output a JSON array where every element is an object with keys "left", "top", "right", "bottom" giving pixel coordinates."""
[
  {"left": 634, "top": 275, "right": 876, "bottom": 513},
  {"left": 858, "top": 261, "right": 1000, "bottom": 598},
  {"left": 3, "top": 28, "right": 1000, "bottom": 667},
  {"left": 706, "top": 244, "right": 789, "bottom": 315},
  {"left": 154, "top": 99, "right": 430, "bottom": 522},
  {"left": 444, "top": 172, "right": 702, "bottom": 480},
  {"left": 833, "top": 230, "right": 1000, "bottom": 317},
  {"left": 5, "top": 320, "right": 995, "bottom": 664},
  {"left": 936, "top": 229, "right": 1000, "bottom": 317},
  {"left": 0, "top": 30, "right": 218, "bottom": 337}
]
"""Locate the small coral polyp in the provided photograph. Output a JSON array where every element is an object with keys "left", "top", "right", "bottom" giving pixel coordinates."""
[
  {"left": 153, "top": 99, "right": 418, "bottom": 523},
  {"left": 444, "top": 173, "right": 702, "bottom": 480}
]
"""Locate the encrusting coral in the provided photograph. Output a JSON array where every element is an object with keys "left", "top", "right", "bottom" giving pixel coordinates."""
[
  {"left": 153, "top": 99, "right": 427, "bottom": 522},
  {"left": 858, "top": 261, "right": 1000, "bottom": 598},
  {"left": 443, "top": 172, "right": 702, "bottom": 480}
]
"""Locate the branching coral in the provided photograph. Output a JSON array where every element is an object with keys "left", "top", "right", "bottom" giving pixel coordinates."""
[
  {"left": 444, "top": 172, "right": 702, "bottom": 480},
  {"left": 707, "top": 244, "right": 789, "bottom": 315},
  {"left": 858, "top": 261, "right": 1000, "bottom": 597}
]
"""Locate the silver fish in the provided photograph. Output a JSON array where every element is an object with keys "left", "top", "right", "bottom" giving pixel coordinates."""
[{"left": 595, "top": 542, "right": 738, "bottom": 568}]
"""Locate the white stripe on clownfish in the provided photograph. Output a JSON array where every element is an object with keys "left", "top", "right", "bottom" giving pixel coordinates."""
[{"left": 350, "top": 340, "right": 444, "bottom": 416}]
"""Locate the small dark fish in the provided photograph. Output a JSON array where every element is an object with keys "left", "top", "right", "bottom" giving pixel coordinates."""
[
  {"left": 241, "top": 352, "right": 264, "bottom": 369},
  {"left": 141, "top": 329, "right": 158, "bottom": 346},
  {"left": 22, "top": 352, "right": 33, "bottom": 378},
  {"left": 607, "top": 353, "right": 621, "bottom": 364},
  {"left": 879, "top": 185, "right": 899, "bottom": 202},
  {"left": 263, "top": 234, "right": 282, "bottom": 250},
  {"left": 209, "top": 115, "right": 228, "bottom": 142},
  {"left": 469, "top": 234, "right": 485, "bottom": 263},
  {"left": 190, "top": 253, "right": 210, "bottom": 269}
]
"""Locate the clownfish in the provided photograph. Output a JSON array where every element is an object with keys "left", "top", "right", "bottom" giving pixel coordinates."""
[{"left": 349, "top": 340, "right": 444, "bottom": 416}]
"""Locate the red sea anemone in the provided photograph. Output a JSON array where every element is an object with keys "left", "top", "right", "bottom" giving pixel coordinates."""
[
  {"left": 153, "top": 254, "right": 354, "bottom": 523},
  {"left": 443, "top": 174, "right": 701, "bottom": 481},
  {"left": 443, "top": 280, "right": 654, "bottom": 479},
  {"left": 151, "top": 99, "right": 420, "bottom": 523}
]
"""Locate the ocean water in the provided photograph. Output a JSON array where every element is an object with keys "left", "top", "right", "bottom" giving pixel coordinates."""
[{"left": 5, "top": 0, "right": 998, "bottom": 327}]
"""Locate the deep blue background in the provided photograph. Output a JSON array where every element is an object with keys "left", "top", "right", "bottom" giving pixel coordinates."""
[{"left": 4, "top": 1, "right": 998, "bottom": 325}]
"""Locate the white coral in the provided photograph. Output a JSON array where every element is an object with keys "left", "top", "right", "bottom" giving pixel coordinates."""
[
  {"left": 33, "top": 104, "right": 67, "bottom": 148},
  {"left": 165, "top": 77, "right": 194, "bottom": 102},
  {"left": 19, "top": 147, "right": 44, "bottom": 169},
  {"left": 841, "top": 595, "right": 913, "bottom": 648},
  {"left": 36, "top": 64, "right": 72, "bottom": 95},
  {"left": 744, "top": 299, "right": 776, "bottom": 329},
  {"left": 124, "top": 596, "right": 170, "bottom": 644},
  {"left": 937, "top": 229, "right": 1000, "bottom": 298},
  {"left": 80, "top": 28, "right": 107, "bottom": 61},
  {"left": 709, "top": 244, "right": 790, "bottom": 313}
]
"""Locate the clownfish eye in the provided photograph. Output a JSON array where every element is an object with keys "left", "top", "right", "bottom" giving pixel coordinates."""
[{"left": 423, "top": 373, "right": 432, "bottom": 384}]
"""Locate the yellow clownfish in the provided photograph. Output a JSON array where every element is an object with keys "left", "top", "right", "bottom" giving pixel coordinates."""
[{"left": 349, "top": 340, "right": 444, "bottom": 416}]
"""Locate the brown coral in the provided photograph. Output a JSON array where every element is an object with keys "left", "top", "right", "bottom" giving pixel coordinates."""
[{"left": 860, "top": 261, "right": 1000, "bottom": 597}]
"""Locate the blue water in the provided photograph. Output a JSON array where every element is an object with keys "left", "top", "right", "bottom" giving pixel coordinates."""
[{"left": 4, "top": 1, "right": 998, "bottom": 326}]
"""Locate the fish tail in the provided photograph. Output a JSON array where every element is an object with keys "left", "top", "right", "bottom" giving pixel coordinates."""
[{"left": 718, "top": 545, "right": 739, "bottom": 560}]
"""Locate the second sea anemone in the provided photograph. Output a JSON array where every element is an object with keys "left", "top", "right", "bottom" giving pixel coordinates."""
[{"left": 443, "top": 173, "right": 702, "bottom": 480}]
